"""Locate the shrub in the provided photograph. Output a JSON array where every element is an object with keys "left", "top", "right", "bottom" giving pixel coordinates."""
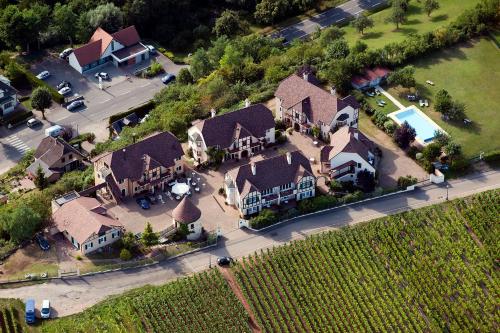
[
  {"left": 120, "top": 248, "right": 132, "bottom": 261},
  {"left": 298, "top": 195, "right": 339, "bottom": 214},
  {"left": 397, "top": 175, "right": 418, "bottom": 189},
  {"left": 483, "top": 150, "right": 500, "bottom": 162},
  {"left": 249, "top": 209, "right": 278, "bottom": 229},
  {"left": 343, "top": 191, "right": 364, "bottom": 204},
  {"left": 393, "top": 121, "right": 416, "bottom": 149},
  {"left": 69, "top": 132, "right": 95, "bottom": 145},
  {"left": 356, "top": 170, "right": 376, "bottom": 192},
  {"left": 422, "top": 143, "right": 442, "bottom": 163},
  {"left": 371, "top": 110, "right": 388, "bottom": 128},
  {"left": 76, "top": 255, "right": 82, "bottom": 261},
  {"left": 143, "top": 61, "right": 164, "bottom": 78},
  {"left": 383, "top": 120, "right": 396, "bottom": 134}
]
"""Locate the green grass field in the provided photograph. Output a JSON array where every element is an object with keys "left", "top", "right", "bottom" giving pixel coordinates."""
[
  {"left": 386, "top": 37, "right": 500, "bottom": 158},
  {"left": 342, "top": 0, "right": 481, "bottom": 49}
]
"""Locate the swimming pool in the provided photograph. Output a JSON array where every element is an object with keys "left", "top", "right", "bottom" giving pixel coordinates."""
[{"left": 389, "top": 106, "right": 445, "bottom": 144}]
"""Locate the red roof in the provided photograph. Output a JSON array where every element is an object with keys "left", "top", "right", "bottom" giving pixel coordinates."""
[
  {"left": 351, "top": 75, "right": 369, "bottom": 86},
  {"left": 112, "top": 26, "right": 141, "bottom": 47}
]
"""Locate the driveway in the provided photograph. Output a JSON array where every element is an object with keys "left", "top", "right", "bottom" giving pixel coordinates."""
[
  {"left": 0, "top": 169, "right": 498, "bottom": 317},
  {"left": 272, "top": 0, "right": 387, "bottom": 44}
]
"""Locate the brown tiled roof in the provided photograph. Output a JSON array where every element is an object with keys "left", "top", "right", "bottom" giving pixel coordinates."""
[
  {"left": 89, "top": 27, "right": 114, "bottom": 54},
  {"left": 194, "top": 104, "right": 274, "bottom": 149},
  {"left": 112, "top": 26, "right": 141, "bottom": 47},
  {"left": 34, "top": 136, "right": 83, "bottom": 167},
  {"left": 276, "top": 74, "right": 359, "bottom": 124},
  {"left": 227, "top": 151, "right": 314, "bottom": 197},
  {"left": 53, "top": 197, "right": 123, "bottom": 244},
  {"left": 172, "top": 197, "right": 201, "bottom": 224},
  {"left": 94, "top": 132, "right": 183, "bottom": 182},
  {"left": 320, "top": 127, "right": 375, "bottom": 163}
]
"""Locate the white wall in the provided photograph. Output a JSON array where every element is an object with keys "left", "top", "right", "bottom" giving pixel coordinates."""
[
  {"left": 188, "top": 126, "right": 208, "bottom": 163},
  {"left": 329, "top": 152, "right": 375, "bottom": 182},
  {"left": 68, "top": 53, "right": 83, "bottom": 73},
  {"left": 81, "top": 228, "right": 122, "bottom": 254}
]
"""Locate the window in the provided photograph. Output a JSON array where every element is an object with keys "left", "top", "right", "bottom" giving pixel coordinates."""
[
  {"left": 152, "top": 171, "right": 157, "bottom": 178},
  {"left": 4, "top": 102, "right": 12, "bottom": 109},
  {"left": 280, "top": 183, "right": 292, "bottom": 191},
  {"left": 61, "top": 157, "right": 65, "bottom": 163},
  {"left": 119, "top": 179, "right": 124, "bottom": 184},
  {"left": 69, "top": 154, "right": 73, "bottom": 159},
  {"left": 84, "top": 244, "right": 88, "bottom": 250},
  {"left": 190, "top": 224, "right": 194, "bottom": 230},
  {"left": 111, "top": 42, "right": 114, "bottom": 51},
  {"left": 357, "top": 163, "right": 361, "bottom": 168},
  {"left": 176, "top": 165, "right": 182, "bottom": 171},
  {"left": 90, "top": 242, "right": 93, "bottom": 248},
  {"left": 98, "top": 236, "right": 107, "bottom": 244},
  {"left": 262, "top": 188, "right": 273, "bottom": 196}
]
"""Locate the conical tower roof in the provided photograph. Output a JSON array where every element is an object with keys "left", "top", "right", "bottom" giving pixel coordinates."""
[{"left": 172, "top": 197, "right": 201, "bottom": 224}]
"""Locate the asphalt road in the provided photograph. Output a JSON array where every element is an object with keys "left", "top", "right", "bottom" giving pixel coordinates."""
[
  {"left": 273, "top": 0, "right": 386, "bottom": 43},
  {"left": 1, "top": 169, "right": 499, "bottom": 317}
]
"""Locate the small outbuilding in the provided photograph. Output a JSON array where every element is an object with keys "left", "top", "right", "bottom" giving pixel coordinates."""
[{"left": 172, "top": 197, "right": 203, "bottom": 240}]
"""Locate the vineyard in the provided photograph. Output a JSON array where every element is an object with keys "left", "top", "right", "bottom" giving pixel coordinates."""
[
  {"left": 233, "top": 189, "right": 500, "bottom": 332},
  {"left": 42, "top": 269, "right": 251, "bottom": 333},
  {"left": 0, "top": 299, "right": 32, "bottom": 333}
]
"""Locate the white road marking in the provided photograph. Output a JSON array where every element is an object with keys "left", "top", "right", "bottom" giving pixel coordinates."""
[{"left": 4, "top": 135, "right": 30, "bottom": 153}]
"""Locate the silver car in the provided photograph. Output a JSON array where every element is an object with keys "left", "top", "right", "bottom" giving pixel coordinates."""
[{"left": 36, "top": 71, "right": 50, "bottom": 80}]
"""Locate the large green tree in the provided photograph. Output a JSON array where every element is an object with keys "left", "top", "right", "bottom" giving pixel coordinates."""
[
  {"left": 141, "top": 222, "right": 158, "bottom": 247},
  {"left": 53, "top": 3, "right": 78, "bottom": 47},
  {"left": 34, "top": 165, "right": 48, "bottom": 190},
  {"left": 325, "top": 39, "right": 350, "bottom": 60},
  {"left": 385, "top": 1, "right": 407, "bottom": 29},
  {"left": 79, "top": 3, "right": 124, "bottom": 40},
  {"left": 424, "top": 0, "right": 440, "bottom": 17},
  {"left": 1, "top": 205, "right": 42, "bottom": 243},
  {"left": 31, "top": 87, "right": 52, "bottom": 120},
  {"left": 213, "top": 10, "right": 248, "bottom": 37},
  {"left": 387, "top": 65, "right": 416, "bottom": 89},
  {"left": 190, "top": 49, "right": 213, "bottom": 81},
  {"left": 351, "top": 13, "right": 374, "bottom": 35}
]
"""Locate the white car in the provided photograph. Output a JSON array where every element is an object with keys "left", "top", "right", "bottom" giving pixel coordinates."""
[
  {"left": 424, "top": 99, "right": 429, "bottom": 107},
  {"left": 58, "top": 86, "right": 72, "bottom": 95},
  {"left": 426, "top": 80, "right": 435, "bottom": 86},
  {"left": 146, "top": 45, "right": 156, "bottom": 54},
  {"left": 41, "top": 299, "right": 51, "bottom": 319},
  {"left": 59, "top": 48, "right": 73, "bottom": 59},
  {"left": 419, "top": 100, "right": 425, "bottom": 107},
  {"left": 36, "top": 71, "right": 50, "bottom": 80},
  {"left": 27, "top": 118, "right": 42, "bottom": 128}
]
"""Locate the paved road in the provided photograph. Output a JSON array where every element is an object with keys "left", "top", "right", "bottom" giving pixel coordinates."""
[
  {"left": 0, "top": 56, "right": 186, "bottom": 174},
  {"left": 273, "top": 0, "right": 386, "bottom": 43},
  {"left": 0, "top": 169, "right": 499, "bottom": 317}
]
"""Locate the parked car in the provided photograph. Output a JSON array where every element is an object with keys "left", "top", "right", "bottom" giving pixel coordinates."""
[
  {"left": 58, "top": 86, "right": 72, "bottom": 95},
  {"left": 25, "top": 299, "right": 36, "bottom": 324},
  {"left": 365, "top": 90, "right": 375, "bottom": 97},
  {"left": 59, "top": 48, "right": 73, "bottom": 59},
  {"left": 146, "top": 45, "right": 156, "bottom": 54},
  {"left": 136, "top": 197, "right": 150, "bottom": 210},
  {"left": 66, "top": 100, "right": 84, "bottom": 111},
  {"left": 426, "top": 80, "right": 434, "bottom": 86},
  {"left": 36, "top": 71, "right": 50, "bottom": 80},
  {"left": 407, "top": 94, "right": 418, "bottom": 101},
  {"left": 161, "top": 73, "right": 176, "bottom": 85},
  {"left": 374, "top": 89, "right": 381, "bottom": 95},
  {"left": 44, "top": 125, "right": 65, "bottom": 137},
  {"left": 95, "top": 72, "right": 110, "bottom": 80},
  {"left": 56, "top": 80, "right": 71, "bottom": 90},
  {"left": 41, "top": 300, "right": 51, "bottom": 319},
  {"left": 27, "top": 118, "right": 42, "bottom": 128},
  {"left": 376, "top": 100, "right": 385, "bottom": 107},
  {"left": 35, "top": 233, "right": 50, "bottom": 251},
  {"left": 217, "top": 256, "right": 233, "bottom": 266}
]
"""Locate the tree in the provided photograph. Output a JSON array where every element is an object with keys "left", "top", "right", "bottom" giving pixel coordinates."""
[
  {"left": 387, "top": 65, "right": 416, "bottom": 89},
  {"left": 398, "top": 0, "right": 411, "bottom": 12},
  {"left": 351, "top": 13, "right": 374, "bottom": 35},
  {"left": 31, "top": 87, "right": 52, "bottom": 120},
  {"left": 318, "top": 26, "right": 345, "bottom": 47},
  {"left": 356, "top": 170, "right": 376, "bottom": 192},
  {"left": 190, "top": 49, "right": 213, "bottom": 81},
  {"left": 325, "top": 39, "right": 350, "bottom": 60},
  {"left": 80, "top": 3, "right": 124, "bottom": 39},
  {"left": 0, "top": 5, "right": 47, "bottom": 52},
  {"left": 393, "top": 121, "right": 416, "bottom": 149},
  {"left": 443, "top": 141, "right": 461, "bottom": 163},
  {"left": 311, "top": 126, "right": 320, "bottom": 138},
  {"left": 323, "top": 58, "right": 354, "bottom": 96},
  {"left": 424, "top": 0, "right": 440, "bottom": 17},
  {"left": 397, "top": 175, "right": 417, "bottom": 189},
  {"left": 141, "top": 222, "right": 158, "bottom": 247},
  {"left": 2, "top": 205, "right": 41, "bottom": 243},
  {"left": 177, "top": 68, "right": 194, "bottom": 85},
  {"left": 120, "top": 248, "right": 132, "bottom": 260},
  {"left": 422, "top": 142, "right": 441, "bottom": 162},
  {"left": 448, "top": 101, "right": 466, "bottom": 121},
  {"left": 385, "top": 1, "right": 407, "bottom": 29},
  {"left": 53, "top": 3, "right": 78, "bottom": 47},
  {"left": 254, "top": 0, "right": 288, "bottom": 24},
  {"left": 213, "top": 10, "right": 248, "bottom": 37},
  {"left": 434, "top": 89, "right": 452, "bottom": 114},
  {"left": 206, "top": 146, "right": 225, "bottom": 165},
  {"left": 352, "top": 40, "right": 368, "bottom": 54},
  {"left": 433, "top": 130, "right": 450, "bottom": 147},
  {"left": 121, "top": 231, "right": 136, "bottom": 250},
  {"left": 34, "top": 165, "right": 48, "bottom": 190}
]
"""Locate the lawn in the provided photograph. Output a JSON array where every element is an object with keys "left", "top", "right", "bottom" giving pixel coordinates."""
[
  {"left": 385, "top": 37, "right": 500, "bottom": 158},
  {"left": 364, "top": 93, "right": 399, "bottom": 115},
  {"left": 342, "top": 0, "right": 481, "bottom": 49}
]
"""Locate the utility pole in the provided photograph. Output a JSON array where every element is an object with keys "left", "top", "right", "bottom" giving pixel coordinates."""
[{"left": 446, "top": 184, "right": 449, "bottom": 201}]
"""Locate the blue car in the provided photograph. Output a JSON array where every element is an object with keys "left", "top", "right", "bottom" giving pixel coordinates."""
[
  {"left": 35, "top": 233, "right": 50, "bottom": 251},
  {"left": 161, "top": 73, "right": 176, "bottom": 85},
  {"left": 135, "top": 198, "right": 150, "bottom": 210},
  {"left": 25, "top": 299, "right": 35, "bottom": 324}
]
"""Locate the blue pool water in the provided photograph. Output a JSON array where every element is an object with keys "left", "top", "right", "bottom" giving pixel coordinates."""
[{"left": 394, "top": 108, "right": 439, "bottom": 142}]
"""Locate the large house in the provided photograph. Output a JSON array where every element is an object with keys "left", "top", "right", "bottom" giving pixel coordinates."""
[
  {"left": 27, "top": 136, "right": 85, "bottom": 183},
  {"left": 69, "top": 25, "right": 150, "bottom": 74},
  {"left": 93, "top": 132, "right": 184, "bottom": 202},
  {"left": 275, "top": 71, "right": 360, "bottom": 140},
  {"left": 51, "top": 192, "right": 123, "bottom": 255},
  {"left": 224, "top": 151, "right": 316, "bottom": 216},
  {"left": 0, "top": 78, "right": 18, "bottom": 119},
  {"left": 188, "top": 103, "right": 275, "bottom": 164},
  {"left": 351, "top": 67, "right": 391, "bottom": 91},
  {"left": 320, "top": 126, "right": 377, "bottom": 182}
]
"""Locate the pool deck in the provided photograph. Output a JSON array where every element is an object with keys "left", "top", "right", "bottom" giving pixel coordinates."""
[
  {"left": 388, "top": 106, "right": 447, "bottom": 146},
  {"left": 376, "top": 85, "right": 406, "bottom": 110}
]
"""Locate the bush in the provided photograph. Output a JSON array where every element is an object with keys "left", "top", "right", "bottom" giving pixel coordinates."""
[
  {"left": 69, "top": 132, "right": 95, "bottom": 145},
  {"left": 249, "top": 209, "right": 278, "bottom": 229},
  {"left": 383, "top": 120, "right": 396, "bottom": 134},
  {"left": 143, "top": 61, "right": 164, "bottom": 78},
  {"left": 371, "top": 110, "right": 388, "bottom": 128},
  {"left": 298, "top": 195, "right": 338, "bottom": 214},
  {"left": 397, "top": 175, "right": 418, "bottom": 189},
  {"left": 120, "top": 248, "right": 132, "bottom": 261},
  {"left": 343, "top": 191, "right": 364, "bottom": 204},
  {"left": 108, "top": 101, "right": 155, "bottom": 125},
  {"left": 0, "top": 110, "right": 33, "bottom": 126},
  {"left": 483, "top": 150, "right": 500, "bottom": 162}
]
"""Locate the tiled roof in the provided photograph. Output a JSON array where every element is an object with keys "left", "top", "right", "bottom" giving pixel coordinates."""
[
  {"left": 34, "top": 136, "right": 83, "bottom": 167},
  {"left": 93, "top": 132, "right": 183, "bottom": 182},
  {"left": 112, "top": 26, "right": 141, "bottom": 47},
  {"left": 276, "top": 73, "right": 359, "bottom": 125},
  {"left": 89, "top": 27, "right": 114, "bottom": 55},
  {"left": 172, "top": 197, "right": 201, "bottom": 224},
  {"left": 194, "top": 104, "right": 274, "bottom": 149},
  {"left": 320, "top": 127, "right": 375, "bottom": 163},
  {"left": 227, "top": 151, "right": 314, "bottom": 197},
  {"left": 110, "top": 112, "right": 139, "bottom": 134},
  {"left": 52, "top": 197, "right": 122, "bottom": 244}
]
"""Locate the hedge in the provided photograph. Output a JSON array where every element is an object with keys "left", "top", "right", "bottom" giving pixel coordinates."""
[
  {"left": 108, "top": 100, "right": 156, "bottom": 125},
  {"left": 483, "top": 150, "right": 500, "bottom": 162},
  {"left": 23, "top": 68, "right": 65, "bottom": 104},
  {"left": 0, "top": 110, "right": 33, "bottom": 126}
]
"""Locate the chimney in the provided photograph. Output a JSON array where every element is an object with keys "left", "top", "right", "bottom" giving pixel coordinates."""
[
  {"left": 330, "top": 86, "right": 336, "bottom": 95},
  {"left": 251, "top": 163, "right": 256, "bottom": 176},
  {"left": 286, "top": 152, "right": 292, "bottom": 165},
  {"left": 244, "top": 98, "right": 251, "bottom": 107},
  {"left": 302, "top": 72, "right": 309, "bottom": 82},
  {"left": 210, "top": 108, "right": 216, "bottom": 118}
]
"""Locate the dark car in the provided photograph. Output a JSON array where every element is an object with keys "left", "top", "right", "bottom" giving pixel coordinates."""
[
  {"left": 217, "top": 256, "right": 233, "bottom": 266},
  {"left": 56, "top": 80, "right": 71, "bottom": 90},
  {"left": 136, "top": 198, "right": 150, "bottom": 210},
  {"left": 35, "top": 233, "right": 50, "bottom": 251},
  {"left": 66, "top": 100, "right": 84, "bottom": 111},
  {"left": 161, "top": 73, "right": 176, "bottom": 85}
]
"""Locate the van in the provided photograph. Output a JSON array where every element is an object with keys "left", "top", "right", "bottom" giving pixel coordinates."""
[
  {"left": 41, "top": 299, "right": 50, "bottom": 319},
  {"left": 25, "top": 299, "right": 35, "bottom": 324},
  {"left": 44, "top": 125, "right": 64, "bottom": 138}
]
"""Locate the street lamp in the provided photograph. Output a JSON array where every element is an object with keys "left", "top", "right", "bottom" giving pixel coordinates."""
[{"left": 446, "top": 184, "right": 449, "bottom": 201}]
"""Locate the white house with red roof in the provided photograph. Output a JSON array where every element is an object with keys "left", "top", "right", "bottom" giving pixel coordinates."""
[
  {"left": 68, "top": 25, "right": 150, "bottom": 74},
  {"left": 351, "top": 67, "right": 391, "bottom": 91}
]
